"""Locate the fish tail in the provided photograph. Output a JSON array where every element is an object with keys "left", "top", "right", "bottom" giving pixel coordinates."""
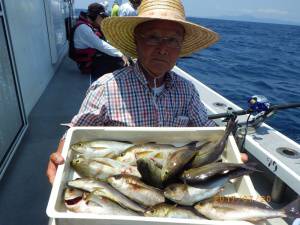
[
  {"left": 282, "top": 197, "right": 300, "bottom": 218},
  {"left": 225, "top": 118, "right": 238, "bottom": 137},
  {"left": 178, "top": 141, "right": 198, "bottom": 150},
  {"left": 242, "top": 162, "right": 263, "bottom": 173}
]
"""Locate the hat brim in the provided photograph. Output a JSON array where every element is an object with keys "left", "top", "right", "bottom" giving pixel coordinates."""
[{"left": 101, "top": 16, "right": 219, "bottom": 58}]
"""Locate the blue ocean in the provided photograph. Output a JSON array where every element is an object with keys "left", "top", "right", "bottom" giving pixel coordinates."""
[{"left": 178, "top": 18, "right": 300, "bottom": 144}]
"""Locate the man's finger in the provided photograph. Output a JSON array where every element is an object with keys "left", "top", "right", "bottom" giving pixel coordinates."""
[
  {"left": 50, "top": 152, "right": 64, "bottom": 164},
  {"left": 47, "top": 161, "right": 56, "bottom": 184}
]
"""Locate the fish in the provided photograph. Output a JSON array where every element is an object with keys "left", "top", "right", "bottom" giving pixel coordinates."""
[
  {"left": 70, "top": 157, "right": 140, "bottom": 180},
  {"left": 191, "top": 119, "right": 237, "bottom": 168},
  {"left": 181, "top": 162, "right": 258, "bottom": 184},
  {"left": 164, "top": 183, "right": 222, "bottom": 206},
  {"left": 67, "top": 178, "right": 111, "bottom": 192},
  {"left": 71, "top": 140, "right": 134, "bottom": 158},
  {"left": 161, "top": 148, "right": 197, "bottom": 183},
  {"left": 116, "top": 142, "right": 196, "bottom": 166},
  {"left": 107, "top": 174, "right": 165, "bottom": 207},
  {"left": 64, "top": 188, "right": 138, "bottom": 216},
  {"left": 194, "top": 197, "right": 300, "bottom": 222},
  {"left": 144, "top": 203, "right": 204, "bottom": 219},
  {"left": 64, "top": 188, "right": 87, "bottom": 212},
  {"left": 67, "top": 177, "right": 145, "bottom": 212},
  {"left": 165, "top": 165, "right": 259, "bottom": 206},
  {"left": 136, "top": 158, "right": 163, "bottom": 188},
  {"left": 85, "top": 192, "right": 139, "bottom": 216}
]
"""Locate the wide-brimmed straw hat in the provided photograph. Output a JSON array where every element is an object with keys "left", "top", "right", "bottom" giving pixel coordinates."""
[{"left": 101, "top": 0, "right": 219, "bottom": 58}]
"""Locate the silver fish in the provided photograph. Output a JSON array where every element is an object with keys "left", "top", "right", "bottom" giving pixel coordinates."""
[
  {"left": 116, "top": 142, "right": 196, "bottom": 166},
  {"left": 194, "top": 197, "right": 300, "bottom": 222},
  {"left": 64, "top": 188, "right": 138, "bottom": 216},
  {"left": 68, "top": 178, "right": 111, "bottom": 192},
  {"left": 85, "top": 192, "right": 139, "bottom": 216},
  {"left": 144, "top": 203, "right": 204, "bottom": 219},
  {"left": 116, "top": 142, "right": 179, "bottom": 165},
  {"left": 107, "top": 174, "right": 165, "bottom": 207},
  {"left": 70, "top": 157, "right": 140, "bottom": 180},
  {"left": 67, "top": 177, "right": 145, "bottom": 212},
  {"left": 181, "top": 162, "right": 258, "bottom": 184},
  {"left": 64, "top": 188, "right": 87, "bottom": 213},
  {"left": 191, "top": 119, "right": 237, "bottom": 168},
  {"left": 71, "top": 140, "right": 134, "bottom": 158},
  {"left": 164, "top": 183, "right": 222, "bottom": 206}
]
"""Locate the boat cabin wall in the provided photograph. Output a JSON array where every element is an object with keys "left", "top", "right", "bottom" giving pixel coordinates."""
[{"left": 3, "top": 0, "right": 73, "bottom": 116}]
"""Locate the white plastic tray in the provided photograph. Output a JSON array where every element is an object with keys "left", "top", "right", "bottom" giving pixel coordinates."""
[{"left": 46, "top": 127, "right": 258, "bottom": 225}]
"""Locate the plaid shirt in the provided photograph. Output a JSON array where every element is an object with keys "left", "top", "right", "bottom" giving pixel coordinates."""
[{"left": 70, "top": 63, "right": 215, "bottom": 127}]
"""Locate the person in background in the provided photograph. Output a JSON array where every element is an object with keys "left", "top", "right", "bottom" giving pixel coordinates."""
[
  {"left": 47, "top": 0, "right": 248, "bottom": 184},
  {"left": 69, "top": 3, "right": 129, "bottom": 81},
  {"left": 111, "top": 0, "right": 120, "bottom": 16},
  {"left": 119, "top": 0, "right": 141, "bottom": 17}
]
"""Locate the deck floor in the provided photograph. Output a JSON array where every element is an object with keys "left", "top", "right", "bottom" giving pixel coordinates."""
[
  {"left": 0, "top": 57, "right": 296, "bottom": 225},
  {"left": 0, "top": 57, "right": 90, "bottom": 225}
]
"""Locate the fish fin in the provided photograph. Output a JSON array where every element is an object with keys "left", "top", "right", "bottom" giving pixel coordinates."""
[
  {"left": 153, "top": 152, "right": 164, "bottom": 159},
  {"left": 105, "top": 152, "right": 116, "bottom": 158},
  {"left": 282, "top": 197, "right": 300, "bottom": 218},
  {"left": 136, "top": 151, "right": 154, "bottom": 158},
  {"left": 93, "top": 158, "right": 114, "bottom": 168}
]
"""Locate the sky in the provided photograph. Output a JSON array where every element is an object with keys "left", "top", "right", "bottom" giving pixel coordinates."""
[{"left": 74, "top": 0, "right": 300, "bottom": 25}]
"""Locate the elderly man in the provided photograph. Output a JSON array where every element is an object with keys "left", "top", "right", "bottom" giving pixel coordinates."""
[{"left": 47, "top": 0, "right": 235, "bottom": 183}]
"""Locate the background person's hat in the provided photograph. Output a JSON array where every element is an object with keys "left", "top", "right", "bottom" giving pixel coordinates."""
[
  {"left": 101, "top": 0, "right": 219, "bottom": 58},
  {"left": 87, "top": 3, "right": 108, "bottom": 20}
]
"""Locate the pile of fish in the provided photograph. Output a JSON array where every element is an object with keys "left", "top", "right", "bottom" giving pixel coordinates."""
[{"left": 63, "top": 120, "right": 300, "bottom": 222}]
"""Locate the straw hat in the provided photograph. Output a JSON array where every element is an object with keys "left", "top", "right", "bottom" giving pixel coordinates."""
[{"left": 101, "top": 0, "right": 219, "bottom": 58}]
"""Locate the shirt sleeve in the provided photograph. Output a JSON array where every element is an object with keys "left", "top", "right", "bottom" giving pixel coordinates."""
[
  {"left": 188, "top": 86, "right": 216, "bottom": 127},
  {"left": 74, "top": 24, "right": 123, "bottom": 57},
  {"left": 70, "top": 82, "right": 109, "bottom": 127}
]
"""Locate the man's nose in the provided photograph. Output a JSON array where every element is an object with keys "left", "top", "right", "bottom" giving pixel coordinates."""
[{"left": 157, "top": 41, "right": 169, "bottom": 55}]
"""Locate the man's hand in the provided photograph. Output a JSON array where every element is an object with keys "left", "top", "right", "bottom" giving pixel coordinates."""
[
  {"left": 121, "top": 55, "right": 130, "bottom": 67},
  {"left": 46, "top": 139, "right": 65, "bottom": 184}
]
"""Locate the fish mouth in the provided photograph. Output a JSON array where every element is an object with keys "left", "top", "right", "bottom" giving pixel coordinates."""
[{"left": 64, "top": 196, "right": 83, "bottom": 205}]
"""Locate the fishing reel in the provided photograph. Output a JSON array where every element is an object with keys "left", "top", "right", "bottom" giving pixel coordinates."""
[{"left": 246, "top": 95, "right": 273, "bottom": 128}]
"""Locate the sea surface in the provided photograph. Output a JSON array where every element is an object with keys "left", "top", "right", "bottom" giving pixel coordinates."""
[{"left": 178, "top": 18, "right": 300, "bottom": 144}]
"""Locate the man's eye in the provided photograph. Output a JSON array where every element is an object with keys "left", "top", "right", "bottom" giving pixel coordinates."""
[
  {"left": 147, "top": 35, "right": 160, "bottom": 42},
  {"left": 169, "top": 38, "right": 179, "bottom": 44}
]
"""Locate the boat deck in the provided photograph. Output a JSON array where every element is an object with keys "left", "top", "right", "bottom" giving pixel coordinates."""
[
  {"left": 0, "top": 57, "right": 90, "bottom": 225},
  {"left": 0, "top": 57, "right": 296, "bottom": 225}
]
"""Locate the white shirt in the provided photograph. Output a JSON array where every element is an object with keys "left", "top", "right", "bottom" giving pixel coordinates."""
[
  {"left": 119, "top": 2, "right": 137, "bottom": 17},
  {"left": 74, "top": 24, "right": 123, "bottom": 58}
]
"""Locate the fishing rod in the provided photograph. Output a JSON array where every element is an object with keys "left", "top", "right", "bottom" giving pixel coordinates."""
[
  {"left": 208, "top": 95, "right": 300, "bottom": 151},
  {"left": 208, "top": 96, "right": 300, "bottom": 121}
]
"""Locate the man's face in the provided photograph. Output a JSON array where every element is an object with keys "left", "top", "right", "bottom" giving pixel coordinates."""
[{"left": 135, "top": 20, "right": 185, "bottom": 78}]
